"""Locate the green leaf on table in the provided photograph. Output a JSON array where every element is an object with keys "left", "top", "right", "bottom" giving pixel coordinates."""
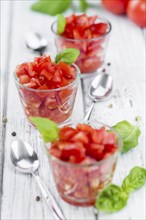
[
  {"left": 57, "top": 14, "right": 66, "bottom": 35},
  {"left": 30, "top": 117, "right": 59, "bottom": 143},
  {"left": 122, "top": 166, "right": 146, "bottom": 194},
  {"left": 31, "top": 0, "right": 71, "bottom": 16},
  {"left": 55, "top": 48, "right": 80, "bottom": 64},
  {"left": 112, "top": 120, "right": 141, "bottom": 153},
  {"left": 79, "top": 0, "right": 89, "bottom": 12},
  {"left": 96, "top": 184, "right": 128, "bottom": 213}
]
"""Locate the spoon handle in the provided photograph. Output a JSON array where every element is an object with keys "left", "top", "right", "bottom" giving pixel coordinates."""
[
  {"left": 33, "top": 173, "right": 66, "bottom": 220},
  {"left": 83, "top": 101, "right": 95, "bottom": 122}
]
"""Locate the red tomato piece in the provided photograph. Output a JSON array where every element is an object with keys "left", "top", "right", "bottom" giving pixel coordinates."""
[
  {"left": 60, "top": 141, "right": 86, "bottom": 163},
  {"left": 16, "top": 63, "right": 27, "bottom": 77},
  {"left": 103, "top": 132, "right": 116, "bottom": 145},
  {"left": 48, "top": 148, "right": 62, "bottom": 159},
  {"left": 88, "top": 15, "right": 98, "bottom": 25},
  {"left": 36, "top": 85, "right": 49, "bottom": 98},
  {"left": 77, "top": 123, "right": 93, "bottom": 133},
  {"left": 91, "top": 128, "right": 105, "bottom": 144},
  {"left": 19, "top": 74, "right": 30, "bottom": 84},
  {"left": 127, "top": 0, "right": 146, "bottom": 28},
  {"left": 104, "top": 144, "right": 118, "bottom": 153},
  {"left": 102, "top": 0, "right": 129, "bottom": 14},
  {"left": 52, "top": 70, "right": 63, "bottom": 84},
  {"left": 71, "top": 131, "right": 89, "bottom": 144},
  {"left": 75, "top": 14, "right": 89, "bottom": 28},
  {"left": 90, "top": 23, "right": 108, "bottom": 37},
  {"left": 59, "top": 126, "right": 78, "bottom": 141},
  {"left": 24, "top": 81, "right": 38, "bottom": 89},
  {"left": 57, "top": 62, "right": 75, "bottom": 79},
  {"left": 86, "top": 143, "right": 104, "bottom": 161},
  {"left": 40, "top": 69, "right": 53, "bottom": 81}
]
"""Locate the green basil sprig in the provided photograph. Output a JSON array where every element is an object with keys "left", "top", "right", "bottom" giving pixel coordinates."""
[
  {"left": 122, "top": 166, "right": 146, "bottom": 193},
  {"left": 57, "top": 14, "right": 66, "bottom": 35},
  {"left": 112, "top": 120, "right": 141, "bottom": 153},
  {"left": 96, "top": 166, "right": 146, "bottom": 213},
  {"left": 96, "top": 184, "right": 128, "bottom": 213},
  {"left": 30, "top": 117, "right": 59, "bottom": 143},
  {"left": 31, "top": 0, "right": 71, "bottom": 16},
  {"left": 55, "top": 48, "right": 80, "bottom": 64},
  {"left": 31, "top": 0, "right": 89, "bottom": 16}
]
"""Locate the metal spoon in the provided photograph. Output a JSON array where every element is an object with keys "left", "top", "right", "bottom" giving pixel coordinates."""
[
  {"left": 10, "top": 140, "right": 66, "bottom": 220},
  {"left": 26, "top": 32, "right": 48, "bottom": 55},
  {"left": 84, "top": 73, "right": 113, "bottom": 122}
]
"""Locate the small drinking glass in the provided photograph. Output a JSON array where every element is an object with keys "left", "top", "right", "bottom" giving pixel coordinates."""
[
  {"left": 45, "top": 119, "right": 122, "bottom": 207},
  {"left": 51, "top": 17, "right": 112, "bottom": 77},
  {"left": 14, "top": 64, "right": 80, "bottom": 125}
]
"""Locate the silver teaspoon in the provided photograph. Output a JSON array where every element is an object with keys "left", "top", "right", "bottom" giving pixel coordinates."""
[
  {"left": 26, "top": 32, "right": 48, "bottom": 55},
  {"left": 84, "top": 73, "right": 113, "bottom": 122},
  {"left": 10, "top": 140, "right": 66, "bottom": 220}
]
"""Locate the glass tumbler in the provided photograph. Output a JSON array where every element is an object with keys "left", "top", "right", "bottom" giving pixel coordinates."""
[
  {"left": 45, "top": 120, "right": 122, "bottom": 207},
  {"left": 14, "top": 64, "right": 80, "bottom": 125},
  {"left": 51, "top": 17, "right": 112, "bottom": 76}
]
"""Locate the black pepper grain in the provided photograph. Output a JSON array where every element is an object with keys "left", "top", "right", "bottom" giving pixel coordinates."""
[
  {"left": 102, "top": 68, "right": 106, "bottom": 73},
  {"left": 36, "top": 196, "right": 40, "bottom": 201},
  {"left": 11, "top": 131, "right": 17, "bottom": 136},
  {"left": 107, "top": 62, "right": 111, "bottom": 66}
]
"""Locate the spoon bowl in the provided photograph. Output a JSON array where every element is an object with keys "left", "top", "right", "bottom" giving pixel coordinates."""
[
  {"left": 84, "top": 73, "right": 113, "bottom": 122},
  {"left": 26, "top": 32, "right": 48, "bottom": 55},
  {"left": 11, "top": 140, "right": 39, "bottom": 173},
  {"left": 90, "top": 73, "right": 113, "bottom": 101}
]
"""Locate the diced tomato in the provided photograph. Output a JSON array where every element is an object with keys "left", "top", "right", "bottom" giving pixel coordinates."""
[
  {"left": 24, "top": 81, "right": 38, "bottom": 89},
  {"left": 36, "top": 85, "right": 49, "bottom": 98},
  {"left": 104, "top": 144, "right": 117, "bottom": 154},
  {"left": 52, "top": 70, "right": 63, "bottom": 83},
  {"left": 77, "top": 123, "right": 93, "bottom": 133},
  {"left": 40, "top": 69, "right": 53, "bottom": 81},
  {"left": 31, "top": 77, "right": 41, "bottom": 87},
  {"left": 91, "top": 127, "right": 105, "bottom": 144},
  {"left": 75, "top": 14, "right": 89, "bottom": 28},
  {"left": 88, "top": 15, "right": 98, "bottom": 25},
  {"left": 59, "top": 126, "right": 78, "bottom": 141},
  {"left": 60, "top": 142, "right": 86, "bottom": 163},
  {"left": 103, "top": 132, "right": 116, "bottom": 145},
  {"left": 90, "top": 23, "right": 108, "bottom": 37},
  {"left": 71, "top": 131, "right": 89, "bottom": 144},
  {"left": 16, "top": 63, "right": 28, "bottom": 77},
  {"left": 76, "top": 56, "right": 102, "bottom": 73},
  {"left": 86, "top": 143, "right": 104, "bottom": 161},
  {"left": 48, "top": 148, "right": 62, "bottom": 159},
  {"left": 19, "top": 74, "right": 30, "bottom": 84}
]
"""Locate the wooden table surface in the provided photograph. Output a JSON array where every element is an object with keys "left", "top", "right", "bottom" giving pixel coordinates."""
[{"left": 1, "top": 1, "right": 145, "bottom": 220}]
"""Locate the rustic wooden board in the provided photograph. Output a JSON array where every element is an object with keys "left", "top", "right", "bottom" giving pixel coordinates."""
[{"left": 1, "top": 1, "right": 145, "bottom": 220}]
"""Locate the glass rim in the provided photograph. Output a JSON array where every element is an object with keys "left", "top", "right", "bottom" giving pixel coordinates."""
[
  {"left": 45, "top": 120, "right": 122, "bottom": 168},
  {"left": 51, "top": 16, "right": 112, "bottom": 43},
  {"left": 13, "top": 63, "right": 80, "bottom": 92}
]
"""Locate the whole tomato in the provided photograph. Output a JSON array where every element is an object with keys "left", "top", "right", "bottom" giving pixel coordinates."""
[
  {"left": 127, "top": 0, "right": 146, "bottom": 27},
  {"left": 102, "top": 0, "right": 129, "bottom": 14}
]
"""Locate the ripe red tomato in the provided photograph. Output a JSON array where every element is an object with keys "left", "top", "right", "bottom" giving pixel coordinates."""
[
  {"left": 102, "top": 0, "right": 129, "bottom": 14},
  {"left": 127, "top": 0, "right": 146, "bottom": 27}
]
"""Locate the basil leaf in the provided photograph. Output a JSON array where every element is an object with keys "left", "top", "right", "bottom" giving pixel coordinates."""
[
  {"left": 79, "top": 0, "right": 88, "bottom": 12},
  {"left": 31, "top": 0, "right": 71, "bottom": 16},
  {"left": 55, "top": 48, "right": 80, "bottom": 64},
  {"left": 96, "top": 184, "right": 128, "bottom": 213},
  {"left": 30, "top": 117, "right": 59, "bottom": 143},
  {"left": 112, "top": 120, "right": 141, "bottom": 153},
  {"left": 122, "top": 166, "right": 146, "bottom": 193},
  {"left": 57, "top": 14, "right": 66, "bottom": 35}
]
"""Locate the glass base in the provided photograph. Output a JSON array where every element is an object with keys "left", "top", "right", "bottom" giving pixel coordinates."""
[{"left": 60, "top": 193, "right": 96, "bottom": 207}]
